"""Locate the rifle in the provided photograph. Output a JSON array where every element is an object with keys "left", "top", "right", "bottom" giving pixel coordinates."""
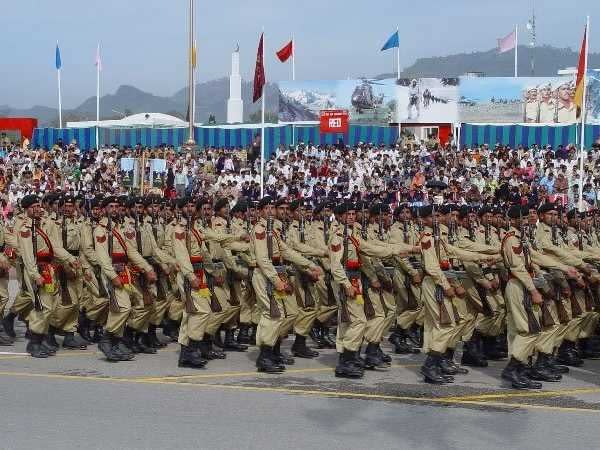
[
  {"left": 338, "top": 219, "right": 351, "bottom": 323},
  {"left": 403, "top": 219, "right": 409, "bottom": 244},
  {"left": 134, "top": 211, "right": 153, "bottom": 306},
  {"left": 432, "top": 205, "right": 452, "bottom": 326},
  {"left": 361, "top": 203, "right": 368, "bottom": 240},
  {"left": 484, "top": 222, "right": 491, "bottom": 246},
  {"left": 519, "top": 209, "right": 542, "bottom": 333},
  {"left": 59, "top": 214, "right": 73, "bottom": 305},
  {"left": 151, "top": 209, "right": 159, "bottom": 241},
  {"left": 105, "top": 212, "right": 120, "bottom": 313},
  {"left": 378, "top": 207, "right": 385, "bottom": 241},
  {"left": 299, "top": 210, "right": 305, "bottom": 244},
  {"left": 225, "top": 204, "right": 232, "bottom": 234},
  {"left": 266, "top": 214, "right": 281, "bottom": 319},
  {"left": 30, "top": 218, "right": 42, "bottom": 311},
  {"left": 182, "top": 210, "right": 196, "bottom": 313}
]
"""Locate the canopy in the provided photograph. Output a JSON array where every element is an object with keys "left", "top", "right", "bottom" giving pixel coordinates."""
[{"left": 67, "top": 113, "right": 188, "bottom": 129}]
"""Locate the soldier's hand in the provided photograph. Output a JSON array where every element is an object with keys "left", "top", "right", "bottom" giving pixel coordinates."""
[
  {"left": 454, "top": 285, "right": 466, "bottom": 297},
  {"left": 443, "top": 286, "right": 456, "bottom": 298},
  {"left": 561, "top": 286, "right": 572, "bottom": 298},
  {"left": 478, "top": 280, "right": 493, "bottom": 290},
  {"left": 145, "top": 270, "right": 157, "bottom": 283},
  {"left": 344, "top": 284, "right": 355, "bottom": 298},
  {"left": 566, "top": 267, "right": 580, "bottom": 280},
  {"left": 411, "top": 273, "right": 422, "bottom": 285},
  {"left": 172, "top": 263, "right": 181, "bottom": 272},
  {"left": 71, "top": 259, "right": 81, "bottom": 271},
  {"left": 161, "top": 264, "right": 171, "bottom": 275},
  {"left": 35, "top": 275, "right": 45, "bottom": 287},
  {"left": 490, "top": 278, "right": 500, "bottom": 291},
  {"left": 370, "top": 279, "right": 381, "bottom": 290},
  {"left": 214, "top": 275, "right": 225, "bottom": 286},
  {"left": 83, "top": 271, "right": 93, "bottom": 282},
  {"left": 112, "top": 276, "right": 123, "bottom": 288},
  {"left": 308, "top": 267, "right": 322, "bottom": 281},
  {"left": 241, "top": 233, "right": 251, "bottom": 242},
  {"left": 531, "top": 289, "right": 543, "bottom": 305},
  {"left": 189, "top": 276, "right": 201, "bottom": 290},
  {"left": 274, "top": 279, "right": 287, "bottom": 292}
]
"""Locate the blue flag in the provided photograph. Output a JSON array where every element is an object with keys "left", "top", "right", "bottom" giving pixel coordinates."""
[
  {"left": 381, "top": 31, "right": 399, "bottom": 51},
  {"left": 55, "top": 44, "right": 62, "bottom": 70}
]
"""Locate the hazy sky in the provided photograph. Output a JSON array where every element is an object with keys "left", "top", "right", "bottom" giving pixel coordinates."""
[{"left": 2, "top": 0, "right": 599, "bottom": 109}]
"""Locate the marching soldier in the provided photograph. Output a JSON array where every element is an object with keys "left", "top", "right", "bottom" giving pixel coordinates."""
[{"left": 0, "top": 216, "right": 13, "bottom": 345}]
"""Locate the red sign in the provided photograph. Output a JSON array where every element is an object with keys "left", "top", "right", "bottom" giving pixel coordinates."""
[{"left": 320, "top": 110, "right": 349, "bottom": 133}]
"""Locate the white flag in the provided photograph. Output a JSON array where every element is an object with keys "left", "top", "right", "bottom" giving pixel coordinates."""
[{"left": 95, "top": 44, "right": 102, "bottom": 71}]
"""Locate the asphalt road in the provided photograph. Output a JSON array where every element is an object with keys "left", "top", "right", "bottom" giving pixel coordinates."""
[{"left": 2, "top": 321, "right": 600, "bottom": 450}]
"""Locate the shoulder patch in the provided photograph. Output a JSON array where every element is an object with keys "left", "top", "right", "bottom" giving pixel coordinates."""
[
  {"left": 96, "top": 235, "right": 106, "bottom": 243},
  {"left": 125, "top": 231, "right": 135, "bottom": 240},
  {"left": 255, "top": 231, "right": 266, "bottom": 240},
  {"left": 421, "top": 240, "right": 431, "bottom": 250},
  {"left": 20, "top": 230, "right": 31, "bottom": 238},
  {"left": 512, "top": 245, "right": 522, "bottom": 255},
  {"left": 331, "top": 243, "right": 341, "bottom": 252},
  {"left": 175, "top": 232, "right": 186, "bottom": 240}
]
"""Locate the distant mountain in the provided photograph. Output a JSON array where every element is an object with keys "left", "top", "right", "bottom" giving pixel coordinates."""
[
  {"left": 4, "top": 45, "right": 599, "bottom": 127},
  {"left": 376, "top": 45, "right": 600, "bottom": 79}
]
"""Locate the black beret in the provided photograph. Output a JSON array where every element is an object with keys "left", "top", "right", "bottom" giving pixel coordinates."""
[
  {"left": 458, "top": 205, "right": 471, "bottom": 219},
  {"left": 438, "top": 204, "right": 451, "bottom": 214},
  {"left": 369, "top": 203, "right": 383, "bottom": 215},
  {"left": 478, "top": 206, "right": 493, "bottom": 217},
  {"left": 313, "top": 202, "right": 326, "bottom": 214},
  {"left": 143, "top": 196, "right": 153, "bottom": 207},
  {"left": 566, "top": 209, "right": 580, "bottom": 220},
  {"left": 21, "top": 194, "right": 40, "bottom": 209},
  {"left": 231, "top": 202, "right": 247, "bottom": 214},
  {"left": 61, "top": 194, "right": 76, "bottom": 205},
  {"left": 419, "top": 205, "right": 433, "bottom": 218},
  {"left": 538, "top": 202, "right": 556, "bottom": 214},
  {"left": 507, "top": 205, "right": 528, "bottom": 219},
  {"left": 275, "top": 198, "right": 289, "bottom": 207},
  {"left": 178, "top": 196, "right": 193, "bottom": 209},
  {"left": 334, "top": 202, "right": 356, "bottom": 215},
  {"left": 289, "top": 200, "right": 301, "bottom": 211},
  {"left": 214, "top": 197, "right": 229, "bottom": 212},
  {"left": 196, "top": 197, "right": 212, "bottom": 209},
  {"left": 102, "top": 196, "right": 118, "bottom": 208},
  {"left": 303, "top": 202, "right": 313, "bottom": 211},
  {"left": 258, "top": 196, "right": 273, "bottom": 208}
]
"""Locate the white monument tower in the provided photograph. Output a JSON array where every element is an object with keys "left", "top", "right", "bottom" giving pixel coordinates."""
[{"left": 227, "top": 45, "right": 244, "bottom": 123}]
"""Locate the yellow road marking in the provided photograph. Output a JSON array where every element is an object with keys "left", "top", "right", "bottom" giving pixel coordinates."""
[
  {"left": 0, "top": 370, "right": 598, "bottom": 414},
  {"left": 441, "top": 387, "right": 600, "bottom": 401},
  {"left": 137, "top": 363, "right": 421, "bottom": 381}
]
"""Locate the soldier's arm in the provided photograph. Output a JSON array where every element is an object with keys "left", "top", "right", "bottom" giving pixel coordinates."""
[
  {"left": 531, "top": 249, "right": 574, "bottom": 272},
  {"left": 457, "top": 236, "right": 498, "bottom": 254},
  {"left": 92, "top": 228, "right": 118, "bottom": 280},
  {"left": 122, "top": 233, "right": 153, "bottom": 273},
  {"left": 80, "top": 223, "right": 101, "bottom": 266},
  {"left": 446, "top": 243, "right": 497, "bottom": 263},
  {"left": 503, "top": 234, "right": 536, "bottom": 292},
  {"left": 276, "top": 233, "right": 318, "bottom": 271},
  {"left": 287, "top": 229, "right": 326, "bottom": 258},
  {"left": 17, "top": 229, "right": 41, "bottom": 281},
  {"left": 328, "top": 236, "right": 352, "bottom": 290},
  {"left": 420, "top": 234, "right": 451, "bottom": 290},
  {"left": 47, "top": 224, "right": 77, "bottom": 265},
  {"left": 360, "top": 238, "right": 417, "bottom": 259},
  {"left": 253, "top": 226, "right": 281, "bottom": 285},
  {"left": 171, "top": 228, "right": 194, "bottom": 280},
  {"left": 537, "top": 231, "right": 584, "bottom": 267}
]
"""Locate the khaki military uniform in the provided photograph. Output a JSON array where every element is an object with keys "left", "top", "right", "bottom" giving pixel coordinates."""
[
  {"left": 230, "top": 216, "right": 259, "bottom": 327},
  {"left": 0, "top": 222, "right": 11, "bottom": 318}
]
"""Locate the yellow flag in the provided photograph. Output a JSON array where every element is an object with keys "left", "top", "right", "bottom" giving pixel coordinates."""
[{"left": 192, "top": 40, "right": 197, "bottom": 69}]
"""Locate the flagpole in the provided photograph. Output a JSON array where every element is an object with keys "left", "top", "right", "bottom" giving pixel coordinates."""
[
  {"left": 579, "top": 15, "right": 590, "bottom": 211},
  {"left": 260, "top": 29, "right": 266, "bottom": 198},
  {"left": 514, "top": 25, "right": 518, "bottom": 77},
  {"left": 292, "top": 35, "right": 296, "bottom": 147},
  {"left": 96, "top": 44, "right": 101, "bottom": 150},
  {"left": 396, "top": 27, "right": 400, "bottom": 80},
  {"left": 187, "top": 0, "right": 195, "bottom": 144},
  {"left": 57, "top": 68, "right": 62, "bottom": 129},
  {"left": 193, "top": 39, "right": 197, "bottom": 126}
]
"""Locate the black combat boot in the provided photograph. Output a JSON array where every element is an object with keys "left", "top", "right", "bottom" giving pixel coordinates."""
[
  {"left": 256, "top": 345, "right": 285, "bottom": 373},
  {"left": 321, "top": 325, "right": 336, "bottom": 348},
  {"left": 273, "top": 340, "right": 295, "bottom": 365},
  {"left": 528, "top": 354, "right": 561, "bottom": 382},
  {"left": 309, "top": 322, "right": 327, "bottom": 349},
  {"left": 557, "top": 341, "right": 584, "bottom": 367},
  {"left": 44, "top": 327, "right": 60, "bottom": 352},
  {"left": 0, "top": 328, "right": 12, "bottom": 346},
  {"left": 393, "top": 327, "right": 420, "bottom": 354},
  {"left": 178, "top": 340, "right": 207, "bottom": 369},
  {"left": 147, "top": 324, "right": 167, "bottom": 349},
  {"left": 388, "top": 325, "right": 402, "bottom": 347},
  {"left": 444, "top": 348, "right": 468, "bottom": 374},
  {"left": 62, "top": 332, "right": 88, "bottom": 350},
  {"left": 420, "top": 352, "right": 446, "bottom": 384},
  {"left": 77, "top": 311, "right": 93, "bottom": 343},
  {"left": 546, "top": 351, "right": 569, "bottom": 374},
  {"left": 201, "top": 334, "right": 226, "bottom": 360},
  {"left": 213, "top": 327, "right": 225, "bottom": 349},
  {"left": 291, "top": 334, "right": 319, "bottom": 358},
  {"left": 501, "top": 357, "right": 530, "bottom": 389},
  {"left": 364, "top": 342, "right": 387, "bottom": 369},
  {"left": 28, "top": 333, "right": 49, "bottom": 358},
  {"left": 335, "top": 350, "right": 364, "bottom": 378},
  {"left": 377, "top": 344, "right": 392, "bottom": 365},
  {"left": 1, "top": 312, "right": 16, "bottom": 339},
  {"left": 461, "top": 335, "right": 488, "bottom": 367},
  {"left": 249, "top": 325, "right": 257, "bottom": 346},
  {"left": 482, "top": 335, "right": 506, "bottom": 360},
  {"left": 236, "top": 324, "right": 251, "bottom": 345},
  {"left": 136, "top": 332, "right": 158, "bottom": 354},
  {"left": 579, "top": 338, "right": 600, "bottom": 359},
  {"left": 123, "top": 327, "right": 140, "bottom": 353},
  {"left": 223, "top": 329, "right": 248, "bottom": 352},
  {"left": 90, "top": 325, "right": 103, "bottom": 343}
]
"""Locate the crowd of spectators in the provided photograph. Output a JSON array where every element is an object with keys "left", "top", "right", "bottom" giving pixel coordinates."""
[{"left": 2, "top": 132, "right": 600, "bottom": 216}]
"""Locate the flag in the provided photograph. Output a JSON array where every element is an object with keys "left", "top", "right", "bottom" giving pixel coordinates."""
[
  {"left": 192, "top": 40, "right": 197, "bottom": 69},
  {"left": 95, "top": 44, "right": 102, "bottom": 71},
  {"left": 497, "top": 30, "right": 516, "bottom": 53},
  {"left": 55, "top": 43, "right": 62, "bottom": 70},
  {"left": 575, "top": 25, "right": 588, "bottom": 110},
  {"left": 253, "top": 33, "right": 265, "bottom": 103},
  {"left": 380, "top": 31, "right": 399, "bottom": 51},
  {"left": 276, "top": 40, "right": 293, "bottom": 62}
]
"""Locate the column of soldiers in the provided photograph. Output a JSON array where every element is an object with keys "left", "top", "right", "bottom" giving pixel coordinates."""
[{"left": 2, "top": 192, "right": 600, "bottom": 390}]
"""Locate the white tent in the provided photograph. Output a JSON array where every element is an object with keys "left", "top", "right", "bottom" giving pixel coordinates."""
[{"left": 67, "top": 113, "right": 188, "bottom": 129}]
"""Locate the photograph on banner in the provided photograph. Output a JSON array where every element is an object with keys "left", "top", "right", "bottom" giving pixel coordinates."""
[
  {"left": 585, "top": 70, "right": 600, "bottom": 125},
  {"left": 278, "top": 79, "right": 397, "bottom": 125},
  {"left": 458, "top": 76, "right": 577, "bottom": 124},
  {"left": 396, "top": 78, "right": 459, "bottom": 124}
]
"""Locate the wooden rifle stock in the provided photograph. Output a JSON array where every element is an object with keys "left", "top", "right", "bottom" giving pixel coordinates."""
[{"left": 30, "top": 218, "right": 43, "bottom": 311}]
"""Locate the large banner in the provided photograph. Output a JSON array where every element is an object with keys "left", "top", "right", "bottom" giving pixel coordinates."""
[
  {"left": 279, "top": 74, "right": 598, "bottom": 125},
  {"left": 459, "top": 76, "right": 578, "bottom": 124}
]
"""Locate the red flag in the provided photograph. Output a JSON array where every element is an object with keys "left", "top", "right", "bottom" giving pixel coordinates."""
[
  {"left": 276, "top": 40, "right": 293, "bottom": 63},
  {"left": 253, "top": 33, "right": 265, "bottom": 103},
  {"left": 575, "top": 25, "right": 588, "bottom": 110}
]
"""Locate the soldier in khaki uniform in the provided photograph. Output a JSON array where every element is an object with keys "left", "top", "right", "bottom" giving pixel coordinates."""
[
  {"left": 93, "top": 196, "right": 157, "bottom": 362},
  {"left": 252, "top": 196, "right": 322, "bottom": 373},
  {"left": 18, "top": 195, "right": 81, "bottom": 358},
  {"left": 162, "top": 199, "right": 185, "bottom": 341},
  {"left": 0, "top": 218, "right": 13, "bottom": 345},
  {"left": 329, "top": 202, "right": 419, "bottom": 378},
  {"left": 46, "top": 195, "right": 89, "bottom": 350}
]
